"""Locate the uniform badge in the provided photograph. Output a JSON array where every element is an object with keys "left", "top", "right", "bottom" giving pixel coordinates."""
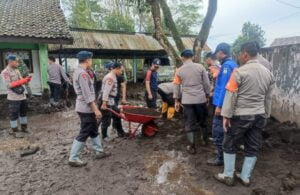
[
  {"left": 107, "top": 79, "right": 113, "bottom": 85},
  {"left": 3, "top": 72, "right": 9, "bottom": 80},
  {"left": 223, "top": 68, "right": 228, "bottom": 74},
  {"left": 82, "top": 73, "right": 87, "bottom": 80}
]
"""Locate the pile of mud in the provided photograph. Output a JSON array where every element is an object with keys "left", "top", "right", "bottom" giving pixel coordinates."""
[{"left": 123, "top": 107, "right": 161, "bottom": 117}]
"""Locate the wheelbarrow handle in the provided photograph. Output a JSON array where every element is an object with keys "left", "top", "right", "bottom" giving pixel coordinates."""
[{"left": 106, "top": 108, "right": 127, "bottom": 120}]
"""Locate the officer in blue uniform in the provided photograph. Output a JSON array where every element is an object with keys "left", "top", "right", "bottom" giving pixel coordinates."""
[
  {"left": 145, "top": 58, "right": 161, "bottom": 109},
  {"left": 207, "top": 43, "right": 237, "bottom": 166}
]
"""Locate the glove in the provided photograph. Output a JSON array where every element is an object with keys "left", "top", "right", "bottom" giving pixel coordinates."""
[{"left": 10, "top": 76, "right": 32, "bottom": 88}]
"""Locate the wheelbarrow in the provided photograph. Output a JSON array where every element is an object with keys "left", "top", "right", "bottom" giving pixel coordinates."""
[{"left": 106, "top": 105, "right": 161, "bottom": 138}]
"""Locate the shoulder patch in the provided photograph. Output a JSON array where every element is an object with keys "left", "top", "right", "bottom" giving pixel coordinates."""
[
  {"left": 106, "top": 78, "right": 113, "bottom": 85},
  {"left": 226, "top": 69, "right": 238, "bottom": 92},
  {"left": 2, "top": 71, "right": 9, "bottom": 80},
  {"left": 81, "top": 73, "right": 88, "bottom": 80}
]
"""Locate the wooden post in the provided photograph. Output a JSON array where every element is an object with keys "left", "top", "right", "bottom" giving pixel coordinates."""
[{"left": 38, "top": 44, "right": 48, "bottom": 90}]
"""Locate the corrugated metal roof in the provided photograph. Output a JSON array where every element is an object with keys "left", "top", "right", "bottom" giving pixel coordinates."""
[
  {"left": 49, "top": 29, "right": 210, "bottom": 53},
  {"left": 271, "top": 36, "right": 300, "bottom": 47}
]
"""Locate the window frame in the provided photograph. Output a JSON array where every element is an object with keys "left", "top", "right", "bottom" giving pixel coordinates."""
[{"left": 0, "top": 49, "right": 34, "bottom": 73}]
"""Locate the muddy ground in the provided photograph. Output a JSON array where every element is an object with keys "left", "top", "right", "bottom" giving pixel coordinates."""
[{"left": 0, "top": 84, "right": 300, "bottom": 195}]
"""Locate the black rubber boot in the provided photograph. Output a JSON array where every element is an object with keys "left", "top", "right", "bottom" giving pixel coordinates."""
[{"left": 21, "top": 124, "right": 29, "bottom": 133}]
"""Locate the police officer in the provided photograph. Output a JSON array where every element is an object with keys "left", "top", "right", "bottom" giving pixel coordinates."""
[
  {"left": 1, "top": 55, "right": 31, "bottom": 138},
  {"left": 100, "top": 62, "right": 126, "bottom": 141},
  {"left": 145, "top": 58, "right": 161, "bottom": 109},
  {"left": 68, "top": 51, "right": 110, "bottom": 167},
  {"left": 174, "top": 49, "right": 210, "bottom": 154},
  {"left": 205, "top": 52, "right": 221, "bottom": 97},
  {"left": 214, "top": 42, "right": 274, "bottom": 186},
  {"left": 48, "top": 56, "right": 72, "bottom": 107},
  {"left": 207, "top": 43, "right": 237, "bottom": 166}
]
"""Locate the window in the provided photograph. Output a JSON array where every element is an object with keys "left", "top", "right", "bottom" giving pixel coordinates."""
[{"left": 0, "top": 50, "right": 33, "bottom": 73}]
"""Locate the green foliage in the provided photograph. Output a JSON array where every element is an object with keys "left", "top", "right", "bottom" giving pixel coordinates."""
[
  {"left": 104, "top": 11, "right": 135, "bottom": 32},
  {"left": 169, "top": 0, "right": 203, "bottom": 35},
  {"left": 68, "top": 0, "right": 99, "bottom": 29},
  {"left": 64, "top": 0, "right": 202, "bottom": 34},
  {"left": 232, "top": 22, "right": 266, "bottom": 55}
]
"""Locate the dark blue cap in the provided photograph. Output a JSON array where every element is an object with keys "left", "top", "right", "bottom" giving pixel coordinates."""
[
  {"left": 104, "top": 61, "right": 122, "bottom": 69},
  {"left": 111, "top": 62, "right": 122, "bottom": 69},
  {"left": 6, "top": 54, "right": 17, "bottom": 61},
  {"left": 181, "top": 49, "right": 194, "bottom": 57},
  {"left": 104, "top": 61, "right": 114, "bottom": 69},
  {"left": 214, "top": 43, "right": 231, "bottom": 55},
  {"left": 152, "top": 58, "right": 161, "bottom": 66},
  {"left": 76, "top": 51, "right": 93, "bottom": 60}
]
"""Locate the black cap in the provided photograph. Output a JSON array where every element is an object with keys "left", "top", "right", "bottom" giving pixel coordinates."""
[
  {"left": 6, "top": 54, "right": 17, "bottom": 61},
  {"left": 181, "top": 49, "right": 194, "bottom": 57},
  {"left": 152, "top": 58, "right": 161, "bottom": 66},
  {"left": 76, "top": 51, "right": 93, "bottom": 60},
  {"left": 205, "top": 52, "right": 217, "bottom": 60},
  {"left": 111, "top": 62, "right": 122, "bottom": 69},
  {"left": 104, "top": 61, "right": 114, "bottom": 70},
  {"left": 213, "top": 43, "right": 231, "bottom": 56}
]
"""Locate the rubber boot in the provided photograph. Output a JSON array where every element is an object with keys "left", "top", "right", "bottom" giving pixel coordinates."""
[
  {"left": 167, "top": 107, "right": 175, "bottom": 120},
  {"left": 200, "top": 127, "right": 209, "bottom": 145},
  {"left": 161, "top": 102, "right": 168, "bottom": 114},
  {"left": 49, "top": 98, "right": 54, "bottom": 105},
  {"left": 20, "top": 117, "right": 29, "bottom": 133},
  {"left": 91, "top": 136, "right": 111, "bottom": 159},
  {"left": 21, "top": 124, "right": 29, "bottom": 133},
  {"left": 186, "top": 132, "right": 196, "bottom": 155},
  {"left": 68, "top": 139, "right": 87, "bottom": 167},
  {"left": 236, "top": 156, "right": 257, "bottom": 186},
  {"left": 214, "top": 153, "right": 236, "bottom": 186},
  {"left": 52, "top": 101, "right": 59, "bottom": 107},
  {"left": 9, "top": 120, "right": 23, "bottom": 138},
  {"left": 207, "top": 150, "right": 224, "bottom": 166}
]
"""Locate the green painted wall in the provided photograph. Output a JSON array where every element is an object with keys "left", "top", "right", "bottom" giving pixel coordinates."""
[
  {"left": 0, "top": 42, "right": 38, "bottom": 49},
  {"left": 38, "top": 44, "right": 48, "bottom": 90}
]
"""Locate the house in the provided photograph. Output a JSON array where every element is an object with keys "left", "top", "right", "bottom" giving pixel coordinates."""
[
  {"left": 0, "top": 0, "right": 73, "bottom": 95},
  {"left": 261, "top": 36, "right": 300, "bottom": 127}
]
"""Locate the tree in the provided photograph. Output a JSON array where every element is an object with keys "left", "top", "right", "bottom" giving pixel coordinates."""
[
  {"left": 232, "top": 22, "right": 266, "bottom": 55},
  {"left": 147, "top": 0, "right": 181, "bottom": 66},
  {"left": 169, "top": 0, "right": 203, "bottom": 35},
  {"left": 68, "top": 0, "right": 99, "bottom": 29},
  {"left": 105, "top": 11, "right": 135, "bottom": 32},
  {"left": 160, "top": 0, "right": 185, "bottom": 53},
  {"left": 193, "top": 0, "right": 217, "bottom": 63}
]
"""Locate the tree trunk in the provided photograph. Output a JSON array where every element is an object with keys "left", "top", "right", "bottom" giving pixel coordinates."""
[
  {"left": 147, "top": 0, "right": 181, "bottom": 66},
  {"left": 160, "top": 0, "right": 185, "bottom": 53},
  {"left": 193, "top": 0, "right": 217, "bottom": 63}
]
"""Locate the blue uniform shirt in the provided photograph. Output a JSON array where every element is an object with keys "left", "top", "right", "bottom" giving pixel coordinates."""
[
  {"left": 146, "top": 70, "right": 158, "bottom": 91},
  {"left": 213, "top": 57, "right": 237, "bottom": 108}
]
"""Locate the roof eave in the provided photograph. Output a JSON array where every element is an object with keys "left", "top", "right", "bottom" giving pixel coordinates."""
[{"left": 0, "top": 36, "right": 74, "bottom": 45}]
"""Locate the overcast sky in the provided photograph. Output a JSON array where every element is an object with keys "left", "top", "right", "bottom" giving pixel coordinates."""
[{"left": 203, "top": 0, "right": 300, "bottom": 49}]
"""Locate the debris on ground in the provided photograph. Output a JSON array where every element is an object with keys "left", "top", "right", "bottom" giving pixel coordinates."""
[{"left": 20, "top": 145, "right": 40, "bottom": 157}]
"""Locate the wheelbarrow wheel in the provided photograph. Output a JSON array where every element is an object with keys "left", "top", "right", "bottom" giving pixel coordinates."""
[{"left": 142, "top": 122, "right": 158, "bottom": 137}]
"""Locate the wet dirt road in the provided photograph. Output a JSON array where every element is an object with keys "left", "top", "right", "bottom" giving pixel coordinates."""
[{"left": 0, "top": 109, "right": 299, "bottom": 195}]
